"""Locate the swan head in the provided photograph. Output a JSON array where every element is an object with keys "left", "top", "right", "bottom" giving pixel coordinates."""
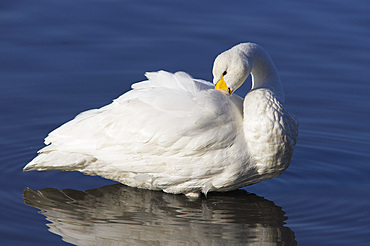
[{"left": 213, "top": 44, "right": 252, "bottom": 94}]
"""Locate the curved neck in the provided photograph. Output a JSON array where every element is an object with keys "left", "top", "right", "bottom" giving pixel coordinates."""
[{"left": 240, "top": 44, "right": 284, "bottom": 101}]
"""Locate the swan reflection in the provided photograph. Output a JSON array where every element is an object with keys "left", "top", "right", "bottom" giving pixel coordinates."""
[{"left": 23, "top": 184, "right": 296, "bottom": 245}]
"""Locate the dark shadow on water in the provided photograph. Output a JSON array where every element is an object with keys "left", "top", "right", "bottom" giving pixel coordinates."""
[{"left": 23, "top": 184, "right": 296, "bottom": 245}]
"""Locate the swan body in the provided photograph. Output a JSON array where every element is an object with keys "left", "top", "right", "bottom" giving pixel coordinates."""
[{"left": 24, "top": 43, "right": 298, "bottom": 197}]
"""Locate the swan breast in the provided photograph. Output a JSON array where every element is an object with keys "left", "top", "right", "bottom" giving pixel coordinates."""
[{"left": 243, "top": 88, "right": 298, "bottom": 177}]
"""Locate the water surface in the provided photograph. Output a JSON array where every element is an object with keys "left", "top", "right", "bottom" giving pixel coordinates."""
[
  {"left": 1, "top": 0, "right": 369, "bottom": 245},
  {"left": 23, "top": 184, "right": 296, "bottom": 245}
]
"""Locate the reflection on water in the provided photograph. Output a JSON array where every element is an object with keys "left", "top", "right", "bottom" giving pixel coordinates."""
[{"left": 23, "top": 184, "right": 296, "bottom": 245}]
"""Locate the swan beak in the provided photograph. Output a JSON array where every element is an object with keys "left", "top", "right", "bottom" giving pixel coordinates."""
[{"left": 215, "top": 77, "right": 232, "bottom": 94}]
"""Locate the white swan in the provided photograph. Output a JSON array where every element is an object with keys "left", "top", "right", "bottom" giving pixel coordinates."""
[{"left": 24, "top": 43, "right": 298, "bottom": 198}]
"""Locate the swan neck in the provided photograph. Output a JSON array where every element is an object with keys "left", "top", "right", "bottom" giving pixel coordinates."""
[{"left": 243, "top": 45, "right": 284, "bottom": 101}]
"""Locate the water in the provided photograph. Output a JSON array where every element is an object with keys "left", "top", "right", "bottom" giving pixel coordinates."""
[
  {"left": 23, "top": 185, "right": 296, "bottom": 245},
  {"left": 1, "top": 0, "right": 369, "bottom": 245}
]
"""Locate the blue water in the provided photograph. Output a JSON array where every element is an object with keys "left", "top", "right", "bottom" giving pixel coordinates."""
[{"left": 1, "top": 0, "right": 369, "bottom": 245}]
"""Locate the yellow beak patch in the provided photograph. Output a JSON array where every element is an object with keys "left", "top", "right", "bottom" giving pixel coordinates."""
[{"left": 215, "top": 77, "right": 232, "bottom": 94}]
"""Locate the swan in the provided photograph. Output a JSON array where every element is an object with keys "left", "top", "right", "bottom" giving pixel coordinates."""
[{"left": 24, "top": 43, "right": 298, "bottom": 198}]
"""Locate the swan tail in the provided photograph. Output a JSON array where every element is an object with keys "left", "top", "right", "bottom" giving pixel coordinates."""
[{"left": 23, "top": 151, "right": 96, "bottom": 172}]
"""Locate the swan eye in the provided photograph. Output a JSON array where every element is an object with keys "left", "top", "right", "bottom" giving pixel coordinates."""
[{"left": 222, "top": 71, "right": 227, "bottom": 76}]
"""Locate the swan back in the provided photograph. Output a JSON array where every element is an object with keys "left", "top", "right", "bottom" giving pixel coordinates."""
[{"left": 25, "top": 71, "right": 246, "bottom": 195}]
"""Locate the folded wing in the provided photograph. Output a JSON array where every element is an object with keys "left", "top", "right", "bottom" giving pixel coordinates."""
[{"left": 24, "top": 71, "right": 244, "bottom": 190}]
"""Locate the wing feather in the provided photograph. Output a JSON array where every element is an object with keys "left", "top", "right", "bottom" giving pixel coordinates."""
[{"left": 27, "top": 71, "right": 244, "bottom": 185}]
